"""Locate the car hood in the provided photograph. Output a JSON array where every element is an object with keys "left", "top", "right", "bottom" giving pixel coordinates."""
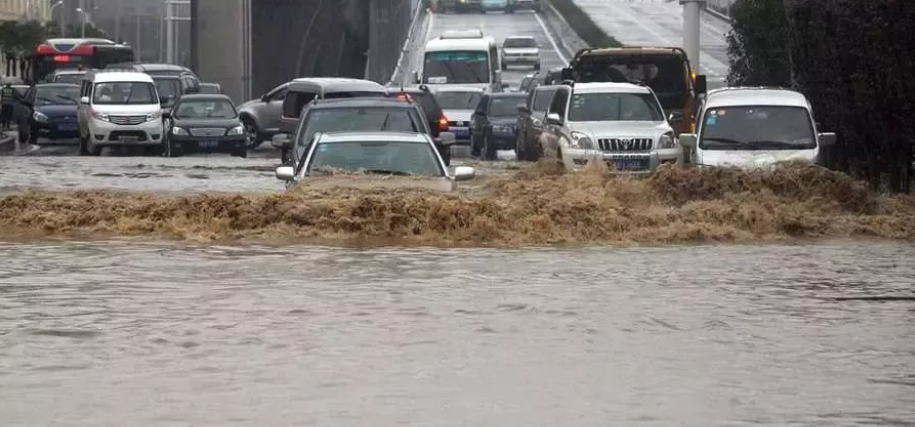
[
  {"left": 568, "top": 121, "right": 671, "bottom": 138},
  {"left": 296, "top": 175, "right": 456, "bottom": 193},
  {"left": 443, "top": 109, "right": 474, "bottom": 122},
  {"left": 90, "top": 104, "right": 160, "bottom": 115},
  {"left": 698, "top": 148, "right": 818, "bottom": 168},
  {"left": 173, "top": 118, "right": 242, "bottom": 129},
  {"left": 237, "top": 99, "right": 262, "bottom": 112},
  {"left": 503, "top": 48, "right": 539, "bottom": 55},
  {"left": 35, "top": 104, "right": 78, "bottom": 117}
]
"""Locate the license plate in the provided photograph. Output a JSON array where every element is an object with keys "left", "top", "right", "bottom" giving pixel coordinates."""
[
  {"left": 452, "top": 128, "right": 469, "bottom": 137},
  {"left": 608, "top": 159, "right": 642, "bottom": 171},
  {"left": 198, "top": 140, "right": 219, "bottom": 148},
  {"left": 118, "top": 136, "right": 138, "bottom": 143}
]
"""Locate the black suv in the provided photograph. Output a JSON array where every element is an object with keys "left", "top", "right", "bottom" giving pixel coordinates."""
[{"left": 386, "top": 86, "right": 454, "bottom": 165}]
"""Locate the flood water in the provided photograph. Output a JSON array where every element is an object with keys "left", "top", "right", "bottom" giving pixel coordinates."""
[{"left": 1, "top": 240, "right": 913, "bottom": 426}]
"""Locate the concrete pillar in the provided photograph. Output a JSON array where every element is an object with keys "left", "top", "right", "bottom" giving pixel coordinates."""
[
  {"left": 680, "top": 0, "right": 706, "bottom": 74},
  {"left": 191, "top": 0, "right": 252, "bottom": 103}
]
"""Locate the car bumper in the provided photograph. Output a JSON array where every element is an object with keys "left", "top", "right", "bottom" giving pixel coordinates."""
[
  {"left": 170, "top": 135, "right": 247, "bottom": 153},
  {"left": 503, "top": 55, "right": 541, "bottom": 65},
  {"left": 490, "top": 131, "right": 517, "bottom": 149},
  {"left": 561, "top": 148, "right": 679, "bottom": 174},
  {"left": 89, "top": 119, "right": 164, "bottom": 146}
]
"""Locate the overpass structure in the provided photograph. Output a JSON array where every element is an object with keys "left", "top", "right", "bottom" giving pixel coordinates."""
[{"left": 190, "top": 0, "right": 417, "bottom": 104}]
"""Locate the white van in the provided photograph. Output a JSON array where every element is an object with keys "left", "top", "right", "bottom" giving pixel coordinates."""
[
  {"left": 416, "top": 29, "right": 504, "bottom": 92},
  {"left": 679, "top": 87, "right": 836, "bottom": 168},
  {"left": 77, "top": 70, "right": 164, "bottom": 156}
]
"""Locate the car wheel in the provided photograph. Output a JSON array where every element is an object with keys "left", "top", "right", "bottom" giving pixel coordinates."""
[{"left": 242, "top": 118, "right": 260, "bottom": 149}]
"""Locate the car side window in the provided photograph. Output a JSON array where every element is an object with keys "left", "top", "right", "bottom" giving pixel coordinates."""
[
  {"left": 534, "top": 89, "right": 555, "bottom": 114},
  {"left": 282, "top": 91, "right": 318, "bottom": 119},
  {"left": 269, "top": 88, "right": 287, "bottom": 102},
  {"left": 548, "top": 88, "right": 569, "bottom": 119}
]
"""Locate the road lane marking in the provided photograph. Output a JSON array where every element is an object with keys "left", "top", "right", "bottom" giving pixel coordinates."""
[{"left": 533, "top": 12, "right": 568, "bottom": 64}]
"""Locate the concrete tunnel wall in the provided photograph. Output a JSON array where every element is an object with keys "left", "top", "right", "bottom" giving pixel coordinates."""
[{"left": 191, "top": 0, "right": 416, "bottom": 103}]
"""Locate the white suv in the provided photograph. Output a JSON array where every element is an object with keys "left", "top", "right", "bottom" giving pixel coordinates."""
[
  {"left": 539, "top": 82, "right": 678, "bottom": 173},
  {"left": 77, "top": 71, "right": 164, "bottom": 156}
]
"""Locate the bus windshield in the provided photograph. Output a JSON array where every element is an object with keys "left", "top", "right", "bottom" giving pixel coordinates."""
[{"left": 423, "top": 51, "right": 490, "bottom": 85}]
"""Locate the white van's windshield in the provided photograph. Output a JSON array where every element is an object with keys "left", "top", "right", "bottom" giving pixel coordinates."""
[
  {"left": 700, "top": 106, "right": 816, "bottom": 150},
  {"left": 93, "top": 82, "right": 158, "bottom": 105},
  {"left": 423, "top": 51, "right": 490, "bottom": 84}
]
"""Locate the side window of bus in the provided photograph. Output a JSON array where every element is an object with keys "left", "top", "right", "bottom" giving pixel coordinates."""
[{"left": 548, "top": 89, "right": 568, "bottom": 119}]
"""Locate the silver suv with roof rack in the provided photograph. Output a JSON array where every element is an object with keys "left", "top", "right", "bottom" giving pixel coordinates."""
[{"left": 539, "top": 82, "right": 678, "bottom": 173}]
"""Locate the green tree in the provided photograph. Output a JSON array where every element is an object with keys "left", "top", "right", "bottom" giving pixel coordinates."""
[{"left": 725, "top": 0, "right": 793, "bottom": 87}]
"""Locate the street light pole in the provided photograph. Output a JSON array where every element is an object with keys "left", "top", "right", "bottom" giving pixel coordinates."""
[
  {"left": 680, "top": 0, "right": 706, "bottom": 74},
  {"left": 50, "top": 1, "right": 64, "bottom": 37},
  {"left": 75, "top": 8, "right": 90, "bottom": 38}
]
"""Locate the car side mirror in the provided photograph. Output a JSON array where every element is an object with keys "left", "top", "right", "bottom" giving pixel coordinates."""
[
  {"left": 679, "top": 133, "right": 697, "bottom": 148},
  {"left": 80, "top": 96, "right": 89, "bottom": 104},
  {"left": 452, "top": 166, "right": 475, "bottom": 181},
  {"left": 695, "top": 75, "right": 707, "bottom": 94},
  {"left": 271, "top": 133, "right": 291, "bottom": 148},
  {"left": 260, "top": 93, "right": 268, "bottom": 102},
  {"left": 668, "top": 111, "right": 684, "bottom": 124},
  {"left": 438, "top": 131, "right": 456, "bottom": 145},
  {"left": 275, "top": 166, "right": 296, "bottom": 182},
  {"left": 411, "top": 70, "right": 420, "bottom": 84},
  {"left": 818, "top": 132, "right": 837, "bottom": 147},
  {"left": 546, "top": 112, "right": 562, "bottom": 125}
]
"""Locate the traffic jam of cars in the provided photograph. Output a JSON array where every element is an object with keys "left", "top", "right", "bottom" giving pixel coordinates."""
[{"left": 8, "top": 28, "right": 837, "bottom": 193}]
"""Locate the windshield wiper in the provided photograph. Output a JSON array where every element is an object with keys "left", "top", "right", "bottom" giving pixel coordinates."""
[
  {"left": 702, "top": 137, "right": 745, "bottom": 145},
  {"left": 380, "top": 113, "right": 391, "bottom": 131},
  {"left": 364, "top": 169, "right": 410, "bottom": 176},
  {"left": 746, "top": 140, "right": 811, "bottom": 149}
]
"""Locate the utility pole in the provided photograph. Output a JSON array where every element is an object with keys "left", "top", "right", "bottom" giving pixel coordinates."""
[
  {"left": 136, "top": 11, "right": 142, "bottom": 62},
  {"left": 115, "top": 0, "right": 121, "bottom": 42},
  {"left": 680, "top": 0, "right": 706, "bottom": 74}
]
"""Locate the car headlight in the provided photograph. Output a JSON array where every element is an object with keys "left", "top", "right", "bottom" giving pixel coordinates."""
[
  {"left": 171, "top": 126, "right": 188, "bottom": 136},
  {"left": 145, "top": 110, "right": 162, "bottom": 122},
  {"left": 91, "top": 111, "right": 109, "bottom": 122},
  {"left": 569, "top": 131, "right": 594, "bottom": 149},
  {"left": 33, "top": 111, "right": 48, "bottom": 122},
  {"left": 658, "top": 132, "right": 677, "bottom": 149},
  {"left": 227, "top": 125, "right": 245, "bottom": 136}
]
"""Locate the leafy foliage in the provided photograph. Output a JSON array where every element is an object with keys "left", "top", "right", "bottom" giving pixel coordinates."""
[{"left": 727, "top": 0, "right": 915, "bottom": 193}]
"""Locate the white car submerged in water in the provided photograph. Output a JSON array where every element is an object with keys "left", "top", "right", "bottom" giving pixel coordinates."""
[
  {"left": 678, "top": 87, "right": 836, "bottom": 169},
  {"left": 275, "top": 132, "right": 474, "bottom": 193}
]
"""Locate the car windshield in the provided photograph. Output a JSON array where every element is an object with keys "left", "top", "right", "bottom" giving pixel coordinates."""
[
  {"left": 423, "top": 51, "right": 490, "bottom": 84},
  {"left": 93, "top": 82, "right": 157, "bottom": 105},
  {"left": 154, "top": 79, "right": 182, "bottom": 106},
  {"left": 568, "top": 93, "right": 664, "bottom": 122},
  {"left": 34, "top": 85, "right": 80, "bottom": 106},
  {"left": 295, "top": 107, "right": 420, "bottom": 159},
  {"left": 173, "top": 100, "right": 237, "bottom": 119},
  {"left": 700, "top": 106, "right": 816, "bottom": 150},
  {"left": 504, "top": 38, "right": 536, "bottom": 48},
  {"left": 53, "top": 74, "right": 83, "bottom": 85},
  {"left": 489, "top": 96, "right": 524, "bottom": 116},
  {"left": 435, "top": 91, "right": 483, "bottom": 110},
  {"left": 307, "top": 140, "right": 443, "bottom": 176}
]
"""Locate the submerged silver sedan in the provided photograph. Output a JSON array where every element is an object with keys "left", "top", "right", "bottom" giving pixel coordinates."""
[{"left": 275, "top": 132, "right": 475, "bottom": 192}]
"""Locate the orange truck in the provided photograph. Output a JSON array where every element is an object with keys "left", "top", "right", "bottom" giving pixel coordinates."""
[{"left": 560, "top": 46, "right": 707, "bottom": 136}]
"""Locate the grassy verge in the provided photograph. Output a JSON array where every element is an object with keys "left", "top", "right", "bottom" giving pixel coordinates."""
[{"left": 548, "top": 0, "right": 623, "bottom": 49}]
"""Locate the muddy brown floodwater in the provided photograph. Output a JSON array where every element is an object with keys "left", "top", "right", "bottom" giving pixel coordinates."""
[{"left": 1, "top": 240, "right": 914, "bottom": 426}]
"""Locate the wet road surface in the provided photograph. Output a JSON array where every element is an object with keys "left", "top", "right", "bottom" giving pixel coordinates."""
[{"left": 1, "top": 240, "right": 914, "bottom": 426}]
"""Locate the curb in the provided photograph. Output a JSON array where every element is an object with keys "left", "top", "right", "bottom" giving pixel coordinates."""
[{"left": 704, "top": 6, "right": 732, "bottom": 23}]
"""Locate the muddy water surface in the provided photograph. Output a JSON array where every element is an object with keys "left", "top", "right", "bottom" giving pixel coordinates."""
[{"left": 1, "top": 240, "right": 913, "bottom": 426}]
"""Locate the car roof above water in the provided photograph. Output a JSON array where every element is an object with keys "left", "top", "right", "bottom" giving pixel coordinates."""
[
  {"left": 287, "top": 78, "right": 385, "bottom": 93},
  {"left": 317, "top": 132, "right": 431, "bottom": 143},
  {"left": 705, "top": 87, "right": 811, "bottom": 109},
  {"left": 308, "top": 97, "right": 417, "bottom": 110}
]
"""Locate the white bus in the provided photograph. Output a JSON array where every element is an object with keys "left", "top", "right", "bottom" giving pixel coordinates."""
[{"left": 415, "top": 30, "right": 505, "bottom": 92}]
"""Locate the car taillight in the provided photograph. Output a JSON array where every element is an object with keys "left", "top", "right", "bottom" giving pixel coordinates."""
[{"left": 438, "top": 116, "right": 449, "bottom": 131}]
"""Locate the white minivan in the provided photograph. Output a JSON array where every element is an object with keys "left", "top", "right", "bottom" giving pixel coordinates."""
[
  {"left": 678, "top": 87, "right": 836, "bottom": 168},
  {"left": 77, "top": 71, "right": 164, "bottom": 156}
]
